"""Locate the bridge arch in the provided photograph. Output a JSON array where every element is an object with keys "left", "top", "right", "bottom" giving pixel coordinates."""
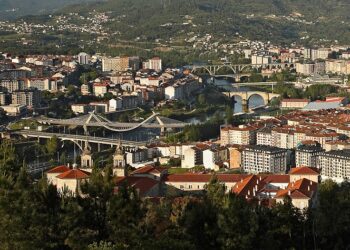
[
  {"left": 247, "top": 93, "right": 266, "bottom": 107},
  {"left": 240, "top": 65, "right": 254, "bottom": 73},
  {"left": 223, "top": 91, "right": 280, "bottom": 112},
  {"left": 191, "top": 66, "right": 213, "bottom": 75},
  {"left": 215, "top": 65, "right": 236, "bottom": 75},
  {"left": 61, "top": 138, "right": 84, "bottom": 152}
]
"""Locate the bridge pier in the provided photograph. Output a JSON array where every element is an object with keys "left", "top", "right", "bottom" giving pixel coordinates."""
[{"left": 242, "top": 99, "right": 249, "bottom": 113}]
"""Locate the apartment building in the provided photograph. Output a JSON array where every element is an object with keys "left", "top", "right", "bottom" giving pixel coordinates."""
[
  {"left": 295, "top": 144, "right": 324, "bottom": 168},
  {"left": 220, "top": 125, "right": 257, "bottom": 146},
  {"left": 242, "top": 145, "right": 288, "bottom": 174},
  {"left": 181, "top": 145, "right": 208, "bottom": 168},
  {"left": 28, "top": 77, "right": 51, "bottom": 91},
  {"left": 256, "top": 127, "right": 273, "bottom": 146},
  {"left": 11, "top": 89, "right": 41, "bottom": 108},
  {"left": 318, "top": 150, "right": 350, "bottom": 181},
  {"left": 0, "top": 79, "right": 27, "bottom": 93},
  {"left": 305, "top": 131, "right": 339, "bottom": 148},
  {"left": 164, "top": 79, "right": 200, "bottom": 100},
  {"left": 272, "top": 128, "right": 295, "bottom": 149},
  {"left": 102, "top": 56, "right": 129, "bottom": 72},
  {"left": 325, "top": 60, "right": 350, "bottom": 75},
  {"left": 202, "top": 147, "right": 228, "bottom": 170},
  {"left": 143, "top": 57, "right": 162, "bottom": 72}
]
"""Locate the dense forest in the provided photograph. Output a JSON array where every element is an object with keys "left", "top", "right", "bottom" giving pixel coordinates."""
[{"left": 0, "top": 140, "right": 349, "bottom": 250}]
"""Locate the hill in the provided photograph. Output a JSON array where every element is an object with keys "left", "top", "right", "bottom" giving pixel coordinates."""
[
  {"left": 57, "top": 0, "right": 350, "bottom": 45},
  {"left": 0, "top": 0, "right": 103, "bottom": 19}
]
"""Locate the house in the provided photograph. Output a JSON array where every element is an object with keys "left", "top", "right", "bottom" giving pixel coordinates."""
[
  {"left": 131, "top": 165, "right": 168, "bottom": 181},
  {"left": 54, "top": 166, "right": 91, "bottom": 196},
  {"left": 46, "top": 165, "right": 70, "bottom": 185},
  {"left": 281, "top": 99, "right": 310, "bottom": 109},
  {"left": 115, "top": 176, "right": 160, "bottom": 197},
  {"left": 93, "top": 83, "right": 108, "bottom": 97},
  {"left": 275, "top": 178, "right": 318, "bottom": 210},
  {"left": 71, "top": 104, "right": 91, "bottom": 114},
  {"left": 164, "top": 174, "right": 248, "bottom": 193},
  {"left": 181, "top": 144, "right": 208, "bottom": 168},
  {"left": 114, "top": 165, "right": 165, "bottom": 197},
  {"left": 109, "top": 98, "right": 123, "bottom": 112},
  {"left": 289, "top": 167, "right": 320, "bottom": 183}
]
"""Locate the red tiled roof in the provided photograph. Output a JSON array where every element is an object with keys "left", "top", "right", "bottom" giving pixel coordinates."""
[
  {"left": 132, "top": 165, "right": 167, "bottom": 175},
  {"left": 115, "top": 176, "right": 159, "bottom": 196},
  {"left": 164, "top": 174, "right": 248, "bottom": 183},
  {"left": 56, "top": 169, "right": 90, "bottom": 179},
  {"left": 232, "top": 175, "right": 265, "bottom": 198},
  {"left": 275, "top": 178, "right": 317, "bottom": 199},
  {"left": 47, "top": 165, "right": 70, "bottom": 174},
  {"left": 282, "top": 99, "right": 309, "bottom": 103},
  {"left": 261, "top": 174, "right": 290, "bottom": 183},
  {"left": 289, "top": 167, "right": 320, "bottom": 175}
]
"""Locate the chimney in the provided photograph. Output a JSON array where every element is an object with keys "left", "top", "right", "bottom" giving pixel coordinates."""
[
  {"left": 288, "top": 190, "right": 291, "bottom": 196},
  {"left": 72, "top": 163, "right": 77, "bottom": 169},
  {"left": 67, "top": 163, "right": 71, "bottom": 169}
]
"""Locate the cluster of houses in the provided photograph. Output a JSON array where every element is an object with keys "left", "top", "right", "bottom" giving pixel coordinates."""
[
  {"left": 72, "top": 70, "right": 201, "bottom": 114},
  {"left": 46, "top": 143, "right": 320, "bottom": 210},
  {"left": 220, "top": 109, "right": 350, "bottom": 182},
  {"left": 0, "top": 52, "right": 202, "bottom": 117}
]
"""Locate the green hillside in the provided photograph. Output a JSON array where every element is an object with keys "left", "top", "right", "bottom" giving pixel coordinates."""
[
  {"left": 59, "top": 0, "right": 350, "bottom": 44},
  {"left": 0, "top": 0, "right": 103, "bottom": 19}
]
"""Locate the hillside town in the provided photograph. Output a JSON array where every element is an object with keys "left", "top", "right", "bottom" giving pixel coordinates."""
[
  {"left": 0, "top": 42, "right": 350, "bottom": 210},
  {"left": 1, "top": 0, "right": 350, "bottom": 249}
]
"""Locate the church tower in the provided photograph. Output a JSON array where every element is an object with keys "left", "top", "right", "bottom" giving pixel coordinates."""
[
  {"left": 81, "top": 142, "right": 93, "bottom": 170},
  {"left": 113, "top": 140, "right": 126, "bottom": 177}
]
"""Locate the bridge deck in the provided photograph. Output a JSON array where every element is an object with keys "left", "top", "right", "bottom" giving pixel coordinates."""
[{"left": 15, "top": 130, "right": 148, "bottom": 147}]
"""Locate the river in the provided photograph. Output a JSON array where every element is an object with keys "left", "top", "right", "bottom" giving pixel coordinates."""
[{"left": 212, "top": 78, "right": 265, "bottom": 113}]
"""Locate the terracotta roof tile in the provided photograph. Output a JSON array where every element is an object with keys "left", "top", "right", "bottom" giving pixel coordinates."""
[
  {"left": 289, "top": 167, "right": 320, "bottom": 175},
  {"left": 56, "top": 169, "right": 90, "bottom": 179},
  {"left": 47, "top": 165, "right": 70, "bottom": 174},
  {"left": 164, "top": 174, "right": 248, "bottom": 183},
  {"left": 115, "top": 176, "right": 159, "bottom": 196}
]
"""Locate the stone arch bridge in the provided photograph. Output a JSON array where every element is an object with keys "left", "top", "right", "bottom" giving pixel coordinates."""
[{"left": 223, "top": 91, "right": 280, "bottom": 113}]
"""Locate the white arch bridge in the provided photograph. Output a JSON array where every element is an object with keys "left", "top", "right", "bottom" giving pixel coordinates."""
[
  {"left": 14, "top": 130, "right": 147, "bottom": 152},
  {"left": 36, "top": 111, "right": 188, "bottom": 134},
  {"left": 189, "top": 63, "right": 295, "bottom": 76}
]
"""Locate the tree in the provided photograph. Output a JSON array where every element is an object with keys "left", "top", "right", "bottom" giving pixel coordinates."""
[
  {"left": 206, "top": 175, "right": 226, "bottom": 208},
  {"left": 0, "top": 140, "right": 19, "bottom": 175},
  {"left": 46, "top": 136, "right": 59, "bottom": 158},
  {"left": 197, "top": 94, "right": 206, "bottom": 106},
  {"left": 225, "top": 105, "right": 234, "bottom": 125}
]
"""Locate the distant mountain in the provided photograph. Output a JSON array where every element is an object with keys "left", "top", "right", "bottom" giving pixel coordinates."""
[
  {"left": 56, "top": 0, "right": 350, "bottom": 44},
  {"left": 0, "top": 0, "right": 103, "bottom": 19}
]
